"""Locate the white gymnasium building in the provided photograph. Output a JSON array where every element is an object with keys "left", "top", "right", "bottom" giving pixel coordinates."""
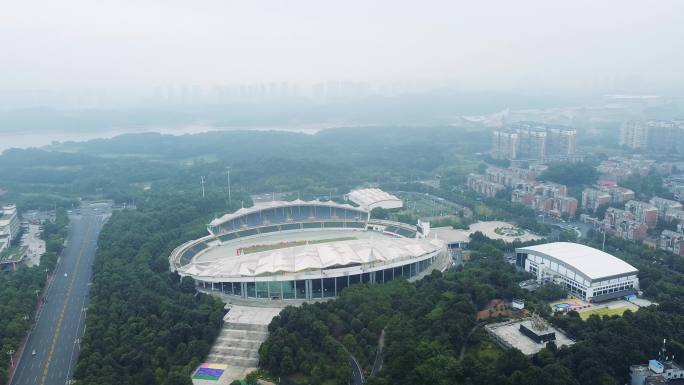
[
  {"left": 345, "top": 188, "right": 403, "bottom": 211},
  {"left": 515, "top": 242, "right": 639, "bottom": 302}
]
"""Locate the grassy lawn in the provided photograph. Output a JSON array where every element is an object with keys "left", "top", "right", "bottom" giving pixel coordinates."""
[
  {"left": 579, "top": 306, "right": 630, "bottom": 320},
  {"left": 466, "top": 338, "right": 504, "bottom": 365},
  {"left": 242, "top": 237, "right": 357, "bottom": 254}
]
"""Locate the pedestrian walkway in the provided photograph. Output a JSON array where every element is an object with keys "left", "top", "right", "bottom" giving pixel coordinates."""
[{"left": 193, "top": 306, "right": 282, "bottom": 385}]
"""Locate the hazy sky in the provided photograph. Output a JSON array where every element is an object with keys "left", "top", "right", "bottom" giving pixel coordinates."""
[{"left": 2, "top": 0, "right": 683, "bottom": 94}]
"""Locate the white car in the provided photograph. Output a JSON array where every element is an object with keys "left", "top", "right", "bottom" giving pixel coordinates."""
[{"left": 64, "top": 273, "right": 68, "bottom": 278}]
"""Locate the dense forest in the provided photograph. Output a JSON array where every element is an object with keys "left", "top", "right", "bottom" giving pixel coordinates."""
[
  {"left": 0, "top": 127, "right": 490, "bottom": 210},
  {"left": 260, "top": 232, "right": 684, "bottom": 385},
  {"left": 72, "top": 191, "right": 233, "bottom": 385},
  {"left": 0, "top": 208, "right": 67, "bottom": 384}
]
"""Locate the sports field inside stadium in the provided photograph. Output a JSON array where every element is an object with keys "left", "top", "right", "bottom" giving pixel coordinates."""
[
  {"left": 194, "top": 229, "right": 389, "bottom": 264},
  {"left": 240, "top": 236, "right": 357, "bottom": 254}
]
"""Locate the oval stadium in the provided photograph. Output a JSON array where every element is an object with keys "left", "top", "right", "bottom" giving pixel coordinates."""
[{"left": 169, "top": 199, "right": 449, "bottom": 302}]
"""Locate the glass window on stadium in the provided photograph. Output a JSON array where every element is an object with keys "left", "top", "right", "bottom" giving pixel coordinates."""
[
  {"left": 384, "top": 268, "right": 394, "bottom": 282},
  {"left": 323, "top": 278, "right": 335, "bottom": 298},
  {"left": 418, "top": 259, "right": 430, "bottom": 273},
  {"left": 336, "top": 276, "right": 349, "bottom": 295},
  {"left": 394, "top": 266, "right": 403, "bottom": 279},
  {"left": 374, "top": 270, "right": 383, "bottom": 284},
  {"left": 246, "top": 282, "right": 256, "bottom": 298},
  {"left": 268, "top": 281, "right": 282, "bottom": 299},
  {"left": 362, "top": 272, "right": 371, "bottom": 284},
  {"left": 257, "top": 282, "right": 269, "bottom": 298},
  {"left": 296, "top": 280, "right": 306, "bottom": 299},
  {"left": 349, "top": 274, "right": 361, "bottom": 286},
  {"left": 233, "top": 282, "right": 242, "bottom": 296},
  {"left": 222, "top": 282, "right": 232, "bottom": 295},
  {"left": 410, "top": 262, "right": 417, "bottom": 277},
  {"left": 283, "top": 281, "right": 296, "bottom": 299},
  {"left": 312, "top": 279, "right": 323, "bottom": 299}
]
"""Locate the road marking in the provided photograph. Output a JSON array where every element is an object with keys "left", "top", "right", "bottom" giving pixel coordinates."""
[{"left": 38, "top": 219, "right": 93, "bottom": 385}]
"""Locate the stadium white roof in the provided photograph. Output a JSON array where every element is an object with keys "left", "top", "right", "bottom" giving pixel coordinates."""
[
  {"left": 346, "top": 188, "right": 402, "bottom": 210},
  {"left": 516, "top": 242, "right": 638, "bottom": 280},
  {"left": 209, "top": 199, "right": 367, "bottom": 227},
  {"left": 179, "top": 237, "right": 443, "bottom": 278}
]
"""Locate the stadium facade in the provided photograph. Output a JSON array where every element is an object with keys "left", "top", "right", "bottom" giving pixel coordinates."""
[
  {"left": 170, "top": 199, "right": 446, "bottom": 302},
  {"left": 515, "top": 242, "right": 639, "bottom": 302}
]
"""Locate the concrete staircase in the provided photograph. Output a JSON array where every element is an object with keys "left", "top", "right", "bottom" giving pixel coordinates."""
[{"left": 207, "top": 322, "right": 269, "bottom": 369}]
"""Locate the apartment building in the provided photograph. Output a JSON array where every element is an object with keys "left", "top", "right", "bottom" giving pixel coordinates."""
[{"left": 625, "top": 200, "right": 658, "bottom": 228}]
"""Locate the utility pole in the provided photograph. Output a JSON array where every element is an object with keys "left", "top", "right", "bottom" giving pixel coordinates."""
[
  {"left": 200, "top": 176, "right": 206, "bottom": 198},
  {"left": 602, "top": 228, "right": 606, "bottom": 251}
]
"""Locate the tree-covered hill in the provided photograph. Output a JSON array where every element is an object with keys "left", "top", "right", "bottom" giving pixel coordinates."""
[
  {"left": 259, "top": 234, "right": 684, "bottom": 385},
  {"left": 72, "top": 192, "right": 232, "bottom": 385}
]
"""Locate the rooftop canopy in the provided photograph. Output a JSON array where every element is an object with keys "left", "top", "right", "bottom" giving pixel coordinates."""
[
  {"left": 180, "top": 237, "right": 443, "bottom": 278},
  {"left": 516, "top": 242, "right": 638, "bottom": 281},
  {"left": 346, "top": 188, "right": 402, "bottom": 210}
]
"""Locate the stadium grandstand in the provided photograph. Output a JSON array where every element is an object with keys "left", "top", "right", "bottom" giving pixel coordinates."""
[
  {"left": 170, "top": 199, "right": 447, "bottom": 302},
  {"left": 515, "top": 242, "right": 639, "bottom": 302}
]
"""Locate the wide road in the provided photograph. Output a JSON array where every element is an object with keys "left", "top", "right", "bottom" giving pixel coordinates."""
[{"left": 11, "top": 202, "right": 111, "bottom": 385}]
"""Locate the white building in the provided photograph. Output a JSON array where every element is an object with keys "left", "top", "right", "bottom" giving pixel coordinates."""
[
  {"left": 515, "top": 242, "right": 639, "bottom": 302},
  {"left": 0, "top": 204, "right": 20, "bottom": 252},
  {"left": 345, "top": 188, "right": 403, "bottom": 211}
]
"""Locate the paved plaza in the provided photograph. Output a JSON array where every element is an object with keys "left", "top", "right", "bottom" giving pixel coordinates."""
[
  {"left": 433, "top": 220, "right": 543, "bottom": 246},
  {"left": 486, "top": 319, "right": 574, "bottom": 355},
  {"left": 20, "top": 223, "right": 45, "bottom": 267}
]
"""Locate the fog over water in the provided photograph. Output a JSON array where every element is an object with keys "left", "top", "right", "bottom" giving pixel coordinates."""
[{"left": 1, "top": 0, "right": 683, "bottom": 149}]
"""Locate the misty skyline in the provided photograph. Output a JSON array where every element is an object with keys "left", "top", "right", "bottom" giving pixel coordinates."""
[{"left": 2, "top": 0, "right": 684, "bottom": 101}]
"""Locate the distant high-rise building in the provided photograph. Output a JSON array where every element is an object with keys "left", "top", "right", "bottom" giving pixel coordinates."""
[
  {"left": 490, "top": 122, "right": 577, "bottom": 161},
  {"left": 492, "top": 129, "right": 518, "bottom": 160},
  {"left": 546, "top": 126, "right": 577, "bottom": 155},
  {"left": 516, "top": 124, "right": 547, "bottom": 160},
  {"left": 620, "top": 120, "right": 684, "bottom": 153}
]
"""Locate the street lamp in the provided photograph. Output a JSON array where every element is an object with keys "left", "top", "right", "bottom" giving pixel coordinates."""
[{"left": 6, "top": 349, "right": 15, "bottom": 367}]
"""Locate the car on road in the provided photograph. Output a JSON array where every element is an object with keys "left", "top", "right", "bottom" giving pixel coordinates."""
[
  {"left": 32, "top": 349, "right": 36, "bottom": 356},
  {"left": 64, "top": 273, "right": 68, "bottom": 278}
]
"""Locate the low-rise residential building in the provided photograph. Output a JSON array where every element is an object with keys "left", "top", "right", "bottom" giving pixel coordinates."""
[
  {"left": 659, "top": 229, "right": 684, "bottom": 257},
  {"left": 582, "top": 188, "right": 612, "bottom": 211},
  {"left": 604, "top": 208, "right": 649, "bottom": 241},
  {"left": 485, "top": 166, "right": 538, "bottom": 187},
  {"left": 467, "top": 174, "right": 505, "bottom": 198},
  {"left": 553, "top": 196, "right": 578, "bottom": 218},
  {"left": 597, "top": 157, "right": 656, "bottom": 182},
  {"left": 581, "top": 186, "right": 635, "bottom": 212},
  {"left": 665, "top": 209, "right": 684, "bottom": 225},
  {"left": 512, "top": 181, "right": 577, "bottom": 217},
  {"left": 607, "top": 186, "right": 636, "bottom": 203},
  {"left": 625, "top": 200, "right": 658, "bottom": 228},
  {"left": 650, "top": 197, "right": 683, "bottom": 220}
]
